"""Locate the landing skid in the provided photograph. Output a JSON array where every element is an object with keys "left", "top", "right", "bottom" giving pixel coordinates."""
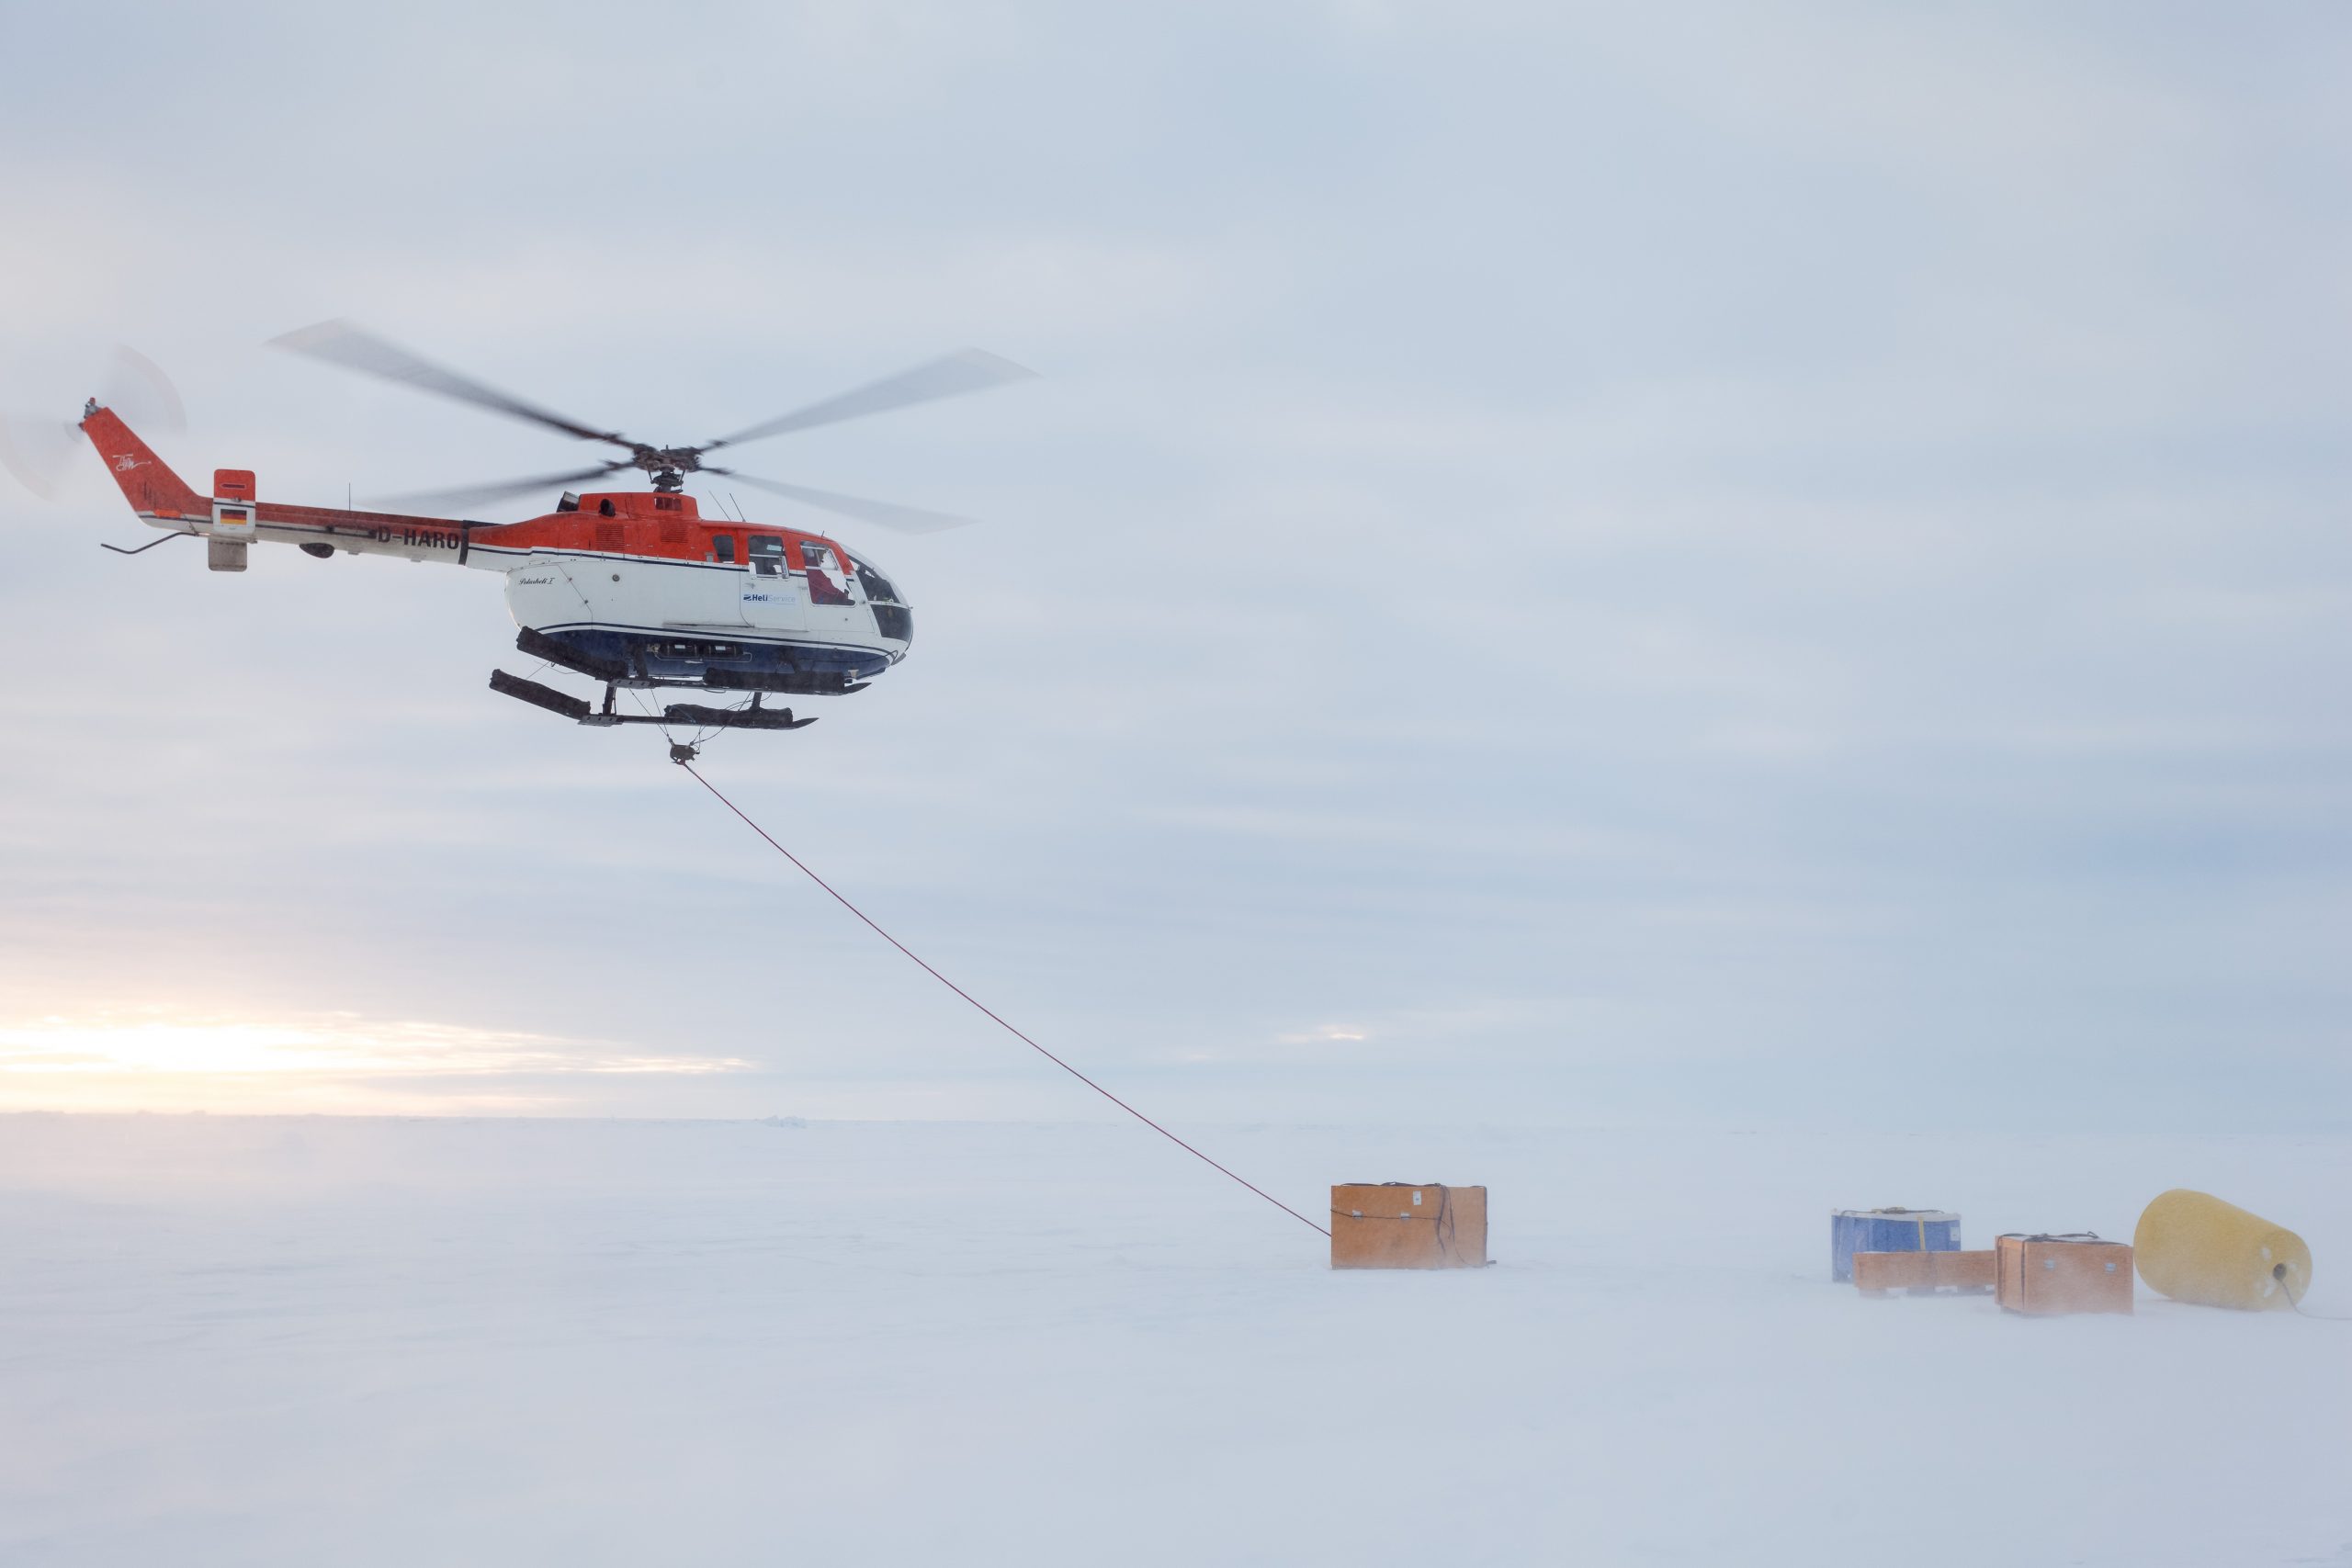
[{"left": 489, "top": 670, "right": 818, "bottom": 732}]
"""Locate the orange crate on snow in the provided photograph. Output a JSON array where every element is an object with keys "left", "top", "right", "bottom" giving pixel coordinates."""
[
  {"left": 1854, "top": 1249, "right": 1996, "bottom": 1295},
  {"left": 1996, "top": 1234, "right": 2132, "bottom": 1315},
  {"left": 1330, "top": 1183, "right": 1487, "bottom": 1269}
]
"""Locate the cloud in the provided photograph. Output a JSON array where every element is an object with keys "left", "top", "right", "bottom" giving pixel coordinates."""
[
  {"left": 0, "top": 2, "right": 2347, "bottom": 1128},
  {"left": 1274, "top": 1024, "right": 1368, "bottom": 1045}
]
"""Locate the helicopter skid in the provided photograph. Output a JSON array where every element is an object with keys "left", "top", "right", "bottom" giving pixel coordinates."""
[{"left": 488, "top": 670, "right": 816, "bottom": 731}]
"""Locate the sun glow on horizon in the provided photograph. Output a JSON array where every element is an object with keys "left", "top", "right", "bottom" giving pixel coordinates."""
[{"left": 0, "top": 1010, "right": 751, "bottom": 1113}]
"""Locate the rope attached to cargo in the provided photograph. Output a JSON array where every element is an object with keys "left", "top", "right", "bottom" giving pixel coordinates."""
[
  {"left": 2282, "top": 1270, "right": 2352, "bottom": 1322},
  {"left": 679, "top": 761, "right": 1331, "bottom": 1239}
]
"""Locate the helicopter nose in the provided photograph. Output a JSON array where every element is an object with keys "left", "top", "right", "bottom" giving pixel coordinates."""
[{"left": 873, "top": 603, "right": 912, "bottom": 645}]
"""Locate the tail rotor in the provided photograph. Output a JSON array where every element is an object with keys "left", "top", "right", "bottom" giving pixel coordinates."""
[{"left": 0, "top": 345, "right": 187, "bottom": 500}]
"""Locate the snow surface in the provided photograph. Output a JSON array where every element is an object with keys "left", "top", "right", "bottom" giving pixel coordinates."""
[{"left": 2, "top": 1115, "right": 2347, "bottom": 1566}]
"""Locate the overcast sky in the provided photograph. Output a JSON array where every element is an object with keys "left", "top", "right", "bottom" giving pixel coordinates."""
[{"left": 2, "top": 2, "right": 2346, "bottom": 1128}]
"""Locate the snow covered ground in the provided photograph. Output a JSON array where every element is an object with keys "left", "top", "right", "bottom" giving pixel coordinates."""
[{"left": 2, "top": 1114, "right": 2346, "bottom": 1566}]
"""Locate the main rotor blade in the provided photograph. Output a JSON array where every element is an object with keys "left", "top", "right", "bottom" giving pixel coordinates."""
[
  {"left": 707, "top": 468, "right": 978, "bottom": 534},
  {"left": 701, "top": 348, "right": 1036, "bottom": 453},
  {"left": 378, "top": 462, "right": 629, "bottom": 514},
  {"left": 271, "top": 320, "right": 630, "bottom": 449}
]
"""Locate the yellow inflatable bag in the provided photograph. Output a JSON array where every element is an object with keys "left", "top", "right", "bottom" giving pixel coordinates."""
[{"left": 2133, "top": 1189, "right": 2310, "bottom": 1311}]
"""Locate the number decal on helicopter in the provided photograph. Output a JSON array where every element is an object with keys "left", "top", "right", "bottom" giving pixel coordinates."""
[{"left": 355, "top": 524, "right": 462, "bottom": 549}]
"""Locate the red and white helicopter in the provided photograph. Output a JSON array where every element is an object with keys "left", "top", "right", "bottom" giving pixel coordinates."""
[{"left": 60, "top": 322, "right": 1031, "bottom": 753}]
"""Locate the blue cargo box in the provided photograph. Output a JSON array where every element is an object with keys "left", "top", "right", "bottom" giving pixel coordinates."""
[{"left": 1831, "top": 1208, "right": 1960, "bottom": 1282}]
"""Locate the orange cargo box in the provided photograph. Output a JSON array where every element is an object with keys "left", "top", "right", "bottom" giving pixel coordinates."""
[
  {"left": 1330, "top": 1182, "right": 1487, "bottom": 1269},
  {"left": 1854, "top": 1249, "right": 1996, "bottom": 1295},
  {"left": 1996, "top": 1234, "right": 2133, "bottom": 1315}
]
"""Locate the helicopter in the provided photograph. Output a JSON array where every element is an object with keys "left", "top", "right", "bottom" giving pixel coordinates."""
[{"left": 63, "top": 321, "right": 1032, "bottom": 751}]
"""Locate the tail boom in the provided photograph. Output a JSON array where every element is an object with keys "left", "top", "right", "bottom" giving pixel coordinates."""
[{"left": 79, "top": 403, "right": 481, "bottom": 565}]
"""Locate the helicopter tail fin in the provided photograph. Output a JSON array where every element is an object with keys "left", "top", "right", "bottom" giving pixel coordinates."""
[{"left": 79, "top": 403, "right": 205, "bottom": 520}]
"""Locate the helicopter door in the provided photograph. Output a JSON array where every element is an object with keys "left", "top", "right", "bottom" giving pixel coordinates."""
[{"left": 741, "top": 533, "right": 807, "bottom": 632}]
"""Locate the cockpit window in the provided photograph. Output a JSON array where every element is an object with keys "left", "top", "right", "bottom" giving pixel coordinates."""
[
  {"left": 799, "top": 542, "right": 837, "bottom": 571},
  {"left": 747, "top": 535, "right": 786, "bottom": 577},
  {"left": 850, "top": 555, "right": 901, "bottom": 605}
]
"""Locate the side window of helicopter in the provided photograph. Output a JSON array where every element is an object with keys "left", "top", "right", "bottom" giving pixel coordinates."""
[
  {"left": 712, "top": 533, "right": 737, "bottom": 565},
  {"left": 747, "top": 535, "right": 786, "bottom": 577},
  {"left": 799, "top": 541, "right": 854, "bottom": 604}
]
